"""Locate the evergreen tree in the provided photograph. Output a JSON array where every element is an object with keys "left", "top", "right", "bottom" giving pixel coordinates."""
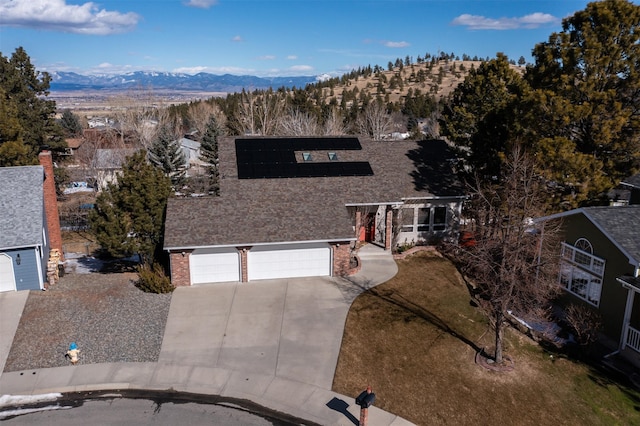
[
  {"left": 0, "top": 47, "right": 64, "bottom": 161},
  {"left": 526, "top": 0, "right": 640, "bottom": 204},
  {"left": 89, "top": 151, "right": 171, "bottom": 264},
  {"left": 199, "top": 115, "right": 221, "bottom": 195},
  {"left": 59, "top": 109, "right": 83, "bottom": 137},
  {"left": 148, "top": 125, "right": 186, "bottom": 189},
  {"left": 440, "top": 53, "right": 529, "bottom": 179}
]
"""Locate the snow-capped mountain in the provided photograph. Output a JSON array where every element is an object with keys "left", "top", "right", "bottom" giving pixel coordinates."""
[{"left": 48, "top": 71, "right": 319, "bottom": 92}]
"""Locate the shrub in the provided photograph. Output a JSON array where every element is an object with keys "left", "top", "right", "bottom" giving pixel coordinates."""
[
  {"left": 395, "top": 239, "right": 415, "bottom": 254},
  {"left": 564, "top": 303, "right": 602, "bottom": 346},
  {"left": 135, "top": 262, "right": 174, "bottom": 294}
]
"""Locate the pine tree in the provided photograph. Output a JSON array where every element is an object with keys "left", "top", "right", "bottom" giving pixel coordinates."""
[
  {"left": 59, "top": 109, "right": 83, "bottom": 137},
  {"left": 0, "top": 47, "right": 65, "bottom": 163},
  {"left": 148, "top": 125, "right": 186, "bottom": 189},
  {"left": 199, "top": 115, "right": 221, "bottom": 195},
  {"left": 526, "top": 0, "right": 640, "bottom": 205},
  {"left": 440, "top": 53, "right": 529, "bottom": 179},
  {"left": 89, "top": 151, "right": 172, "bottom": 264}
]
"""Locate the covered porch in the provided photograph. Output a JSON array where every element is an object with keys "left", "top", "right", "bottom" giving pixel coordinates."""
[{"left": 616, "top": 276, "right": 640, "bottom": 363}]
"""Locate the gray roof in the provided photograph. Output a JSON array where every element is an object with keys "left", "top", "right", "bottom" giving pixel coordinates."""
[
  {"left": 581, "top": 206, "right": 640, "bottom": 265},
  {"left": 95, "top": 149, "right": 138, "bottom": 169},
  {"left": 164, "top": 137, "right": 464, "bottom": 249},
  {"left": 0, "top": 166, "right": 45, "bottom": 249},
  {"left": 179, "top": 138, "right": 200, "bottom": 151},
  {"left": 621, "top": 174, "right": 640, "bottom": 189}
]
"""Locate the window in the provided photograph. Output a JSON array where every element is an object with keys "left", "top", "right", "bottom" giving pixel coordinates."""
[
  {"left": 575, "top": 238, "right": 593, "bottom": 254},
  {"left": 559, "top": 240, "right": 605, "bottom": 306},
  {"left": 400, "top": 205, "right": 449, "bottom": 233},
  {"left": 302, "top": 152, "right": 312, "bottom": 161},
  {"left": 328, "top": 152, "right": 338, "bottom": 161},
  {"left": 433, "top": 207, "right": 447, "bottom": 231},
  {"left": 401, "top": 208, "right": 414, "bottom": 232},
  {"left": 417, "top": 208, "right": 430, "bottom": 231}
]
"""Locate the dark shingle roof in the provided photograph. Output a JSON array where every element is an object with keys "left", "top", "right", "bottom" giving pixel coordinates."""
[
  {"left": 0, "top": 166, "right": 45, "bottom": 249},
  {"left": 582, "top": 206, "right": 640, "bottom": 265},
  {"left": 621, "top": 174, "right": 640, "bottom": 189},
  {"left": 164, "top": 137, "right": 464, "bottom": 249}
]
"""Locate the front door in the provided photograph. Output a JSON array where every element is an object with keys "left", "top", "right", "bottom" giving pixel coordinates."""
[{"left": 365, "top": 213, "right": 376, "bottom": 242}]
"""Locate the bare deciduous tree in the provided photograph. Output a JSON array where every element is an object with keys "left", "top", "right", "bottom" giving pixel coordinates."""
[
  {"left": 323, "top": 107, "right": 348, "bottom": 135},
  {"left": 186, "top": 101, "right": 227, "bottom": 138},
  {"left": 278, "top": 109, "right": 321, "bottom": 136},
  {"left": 236, "top": 90, "right": 285, "bottom": 136},
  {"left": 255, "top": 90, "right": 285, "bottom": 135},
  {"left": 109, "top": 88, "right": 168, "bottom": 149},
  {"left": 564, "top": 303, "right": 602, "bottom": 347},
  {"left": 357, "top": 101, "right": 393, "bottom": 140},
  {"left": 447, "top": 146, "right": 561, "bottom": 364}
]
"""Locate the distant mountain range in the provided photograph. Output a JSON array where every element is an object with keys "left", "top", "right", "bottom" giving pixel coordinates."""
[{"left": 48, "top": 71, "right": 322, "bottom": 93}]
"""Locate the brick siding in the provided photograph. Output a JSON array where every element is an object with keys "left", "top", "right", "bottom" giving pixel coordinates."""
[
  {"left": 169, "top": 251, "right": 192, "bottom": 286},
  {"left": 385, "top": 208, "right": 393, "bottom": 250},
  {"left": 39, "top": 150, "right": 63, "bottom": 260},
  {"left": 332, "top": 242, "right": 352, "bottom": 276}
]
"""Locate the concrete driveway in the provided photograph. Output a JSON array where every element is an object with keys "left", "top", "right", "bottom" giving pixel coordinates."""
[
  {"left": 159, "top": 277, "right": 352, "bottom": 390},
  {"left": 158, "top": 243, "right": 398, "bottom": 391},
  {"left": 0, "top": 244, "right": 412, "bottom": 425}
]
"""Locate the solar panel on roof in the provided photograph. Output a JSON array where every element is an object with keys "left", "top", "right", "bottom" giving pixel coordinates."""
[{"left": 235, "top": 137, "right": 372, "bottom": 179}]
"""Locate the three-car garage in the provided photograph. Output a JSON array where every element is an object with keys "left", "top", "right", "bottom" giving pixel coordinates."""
[{"left": 188, "top": 242, "right": 332, "bottom": 284}]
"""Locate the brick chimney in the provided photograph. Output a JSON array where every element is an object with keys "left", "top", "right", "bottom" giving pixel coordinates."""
[{"left": 39, "top": 148, "right": 64, "bottom": 261}]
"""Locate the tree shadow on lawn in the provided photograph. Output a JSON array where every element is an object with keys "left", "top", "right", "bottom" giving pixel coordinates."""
[{"left": 341, "top": 275, "right": 483, "bottom": 354}]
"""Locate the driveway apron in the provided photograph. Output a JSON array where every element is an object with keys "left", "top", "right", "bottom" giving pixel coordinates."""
[{"left": 159, "top": 277, "right": 350, "bottom": 390}]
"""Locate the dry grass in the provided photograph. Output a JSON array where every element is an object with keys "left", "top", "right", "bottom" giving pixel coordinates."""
[{"left": 333, "top": 251, "right": 640, "bottom": 426}]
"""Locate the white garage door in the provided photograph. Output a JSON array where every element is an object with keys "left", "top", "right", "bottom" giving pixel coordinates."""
[
  {"left": 0, "top": 254, "right": 16, "bottom": 292},
  {"left": 190, "top": 248, "right": 240, "bottom": 284},
  {"left": 248, "top": 243, "right": 331, "bottom": 281}
]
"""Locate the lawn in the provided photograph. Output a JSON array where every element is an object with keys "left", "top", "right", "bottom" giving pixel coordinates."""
[{"left": 332, "top": 250, "right": 640, "bottom": 426}]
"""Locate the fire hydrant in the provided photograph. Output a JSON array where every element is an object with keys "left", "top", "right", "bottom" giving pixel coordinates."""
[
  {"left": 355, "top": 385, "right": 376, "bottom": 426},
  {"left": 66, "top": 342, "right": 80, "bottom": 365}
]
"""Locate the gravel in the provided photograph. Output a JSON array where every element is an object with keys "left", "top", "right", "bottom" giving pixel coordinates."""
[{"left": 3, "top": 271, "right": 172, "bottom": 372}]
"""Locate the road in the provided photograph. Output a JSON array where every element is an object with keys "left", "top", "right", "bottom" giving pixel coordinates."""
[{"left": 0, "top": 391, "right": 315, "bottom": 425}]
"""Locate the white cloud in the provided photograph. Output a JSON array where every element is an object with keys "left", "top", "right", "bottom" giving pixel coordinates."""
[
  {"left": 232, "top": 35, "right": 244, "bottom": 42},
  {"left": 184, "top": 0, "right": 218, "bottom": 9},
  {"left": 0, "top": 0, "right": 139, "bottom": 35},
  {"left": 286, "top": 55, "right": 298, "bottom": 60},
  {"left": 451, "top": 12, "right": 558, "bottom": 30},
  {"left": 173, "top": 66, "right": 257, "bottom": 76},
  {"left": 383, "top": 41, "right": 410, "bottom": 48},
  {"left": 289, "top": 65, "right": 313, "bottom": 72},
  {"left": 173, "top": 66, "right": 209, "bottom": 74},
  {"left": 89, "top": 62, "right": 137, "bottom": 74},
  {"left": 257, "top": 55, "right": 276, "bottom": 61}
]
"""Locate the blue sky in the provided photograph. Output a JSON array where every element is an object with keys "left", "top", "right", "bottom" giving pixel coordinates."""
[{"left": 0, "top": 0, "right": 595, "bottom": 77}]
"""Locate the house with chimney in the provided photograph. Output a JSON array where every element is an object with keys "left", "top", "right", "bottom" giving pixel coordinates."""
[
  {"left": 164, "top": 137, "right": 465, "bottom": 286},
  {"left": 0, "top": 150, "right": 63, "bottom": 291}
]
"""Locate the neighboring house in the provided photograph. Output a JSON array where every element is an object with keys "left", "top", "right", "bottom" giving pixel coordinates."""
[
  {"left": 540, "top": 206, "right": 640, "bottom": 365},
  {"left": 0, "top": 150, "right": 63, "bottom": 292},
  {"left": 178, "top": 138, "right": 206, "bottom": 176},
  {"left": 619, "top": 174, "right": 640, "bottom": 205},
  {"left": 94, "top": 148, "right": 137, "bottom": 191},
  {"left": 87, "top": 116, "right": 115, "bottom": 129},
  {"left": 164, "top": 136, "right": 465, "bottom": 286},
  {"left": 62, "top": 137, "right": 85, "bottom": 156}
]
